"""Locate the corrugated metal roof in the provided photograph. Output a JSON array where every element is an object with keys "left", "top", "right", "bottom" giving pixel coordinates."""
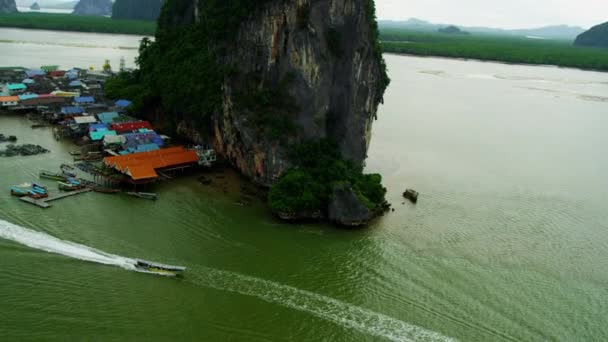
[
  {"left": 18, "top": 94, "right": 38, "bottom": 101},
  {"left": 7, "top": 83, "right": 26, "bottom": 90},
  {"left": 73, "top": 116, "right": 98, "bottom": 124},
  {"left": 115, "top": 99, "right": 132, "bottom": 107},
  {"left": 60, "top": 106, "right": 84, "bottom": 115},
  {"left": 90, "top": 130, "right": 117, "bottom": 141},
  {"left": 0, "top": 96, "right": 20, "bottom": 102},
  {"left": 104, "top": 147, "right": 199, "bottom": 181},
  {"left": 97, "top": 111, "right": 120, "bottom": 124},
  {"left": 74, "top": 96, "right": 95, "bottom": 103}
]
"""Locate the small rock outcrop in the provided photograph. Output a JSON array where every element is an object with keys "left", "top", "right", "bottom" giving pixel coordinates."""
[
  {"left": 112, "top": 0, "right": 163, "bottom": 21},
  {"left": 72, "top": 0, "right": 112, "bottom": 16},
  {"left": 575, "top": 22, "right": 608, "bottom": 48},
  {"left": 30, "top": 2, "right": 40, "bottom": 10},
  {"left": 328, "top": 184, "right": 373, "bottom": 226},
  {"left": 0, "top": 0, "right": 17, "bottom": 13},
  {"left": 403, "top": 189, "right": 419, "bottom": 203}
]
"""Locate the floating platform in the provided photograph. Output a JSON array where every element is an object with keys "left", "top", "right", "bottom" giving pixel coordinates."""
[{"left": 19, "top": 188, "right": 92, "bottom": 208}]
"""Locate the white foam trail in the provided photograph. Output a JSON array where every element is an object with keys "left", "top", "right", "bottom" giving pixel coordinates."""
[
  {"left": 0, "top": 219, "right": 136, "bottom": 270},
  {"left": 190, "top": 268, "right": 457, "bottom": 342},
  {"left": 0, "top": 219, "right": 456, "bottom": 341}
]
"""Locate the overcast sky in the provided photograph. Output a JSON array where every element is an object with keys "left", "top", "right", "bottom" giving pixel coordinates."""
[{"left": 375, "top": 0, "right": 608, "bottom": 29}]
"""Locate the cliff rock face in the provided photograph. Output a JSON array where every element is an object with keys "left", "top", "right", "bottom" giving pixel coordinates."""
[
  {"left": 328, "top": 184, "right": 372, "bottom": 226},
  {"left": 72, "top": 0, "right": 112, "bottom": 16},
  {"left": 112, "top": 0, "right": 163, "bottom": 21},
  {"left": 575, "top": 22, "right": 608, "bottom": 48},
  {"left": 162, "top": 0, "right": 387, "bottom": 187},
  {"left": 0, "top": 0, "right": 17, "bottom": 13}
]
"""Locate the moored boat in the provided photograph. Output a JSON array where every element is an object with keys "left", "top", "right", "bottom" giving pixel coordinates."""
[
  {"left": 58, "top": 182, "right": 77, "bottom": 191},
  {"left": 126, "top": 192, "right": 158, "bottom": 200},
  {"left": 93, "top": 187, "right": 120, "bottom": 194},
  {"left": 28, "top": 190, "right": 48, "bottom": 199},
  {"left": 31, "top": 187, "right": 47, "bottom": 195},
  {"left": 32, "top": 182, "right": 47, "bottom": 190},
  {"left": 10, "top": 187, "right": 28, "bottom": 197},
  {"left": 40, "top": 171, "right": 67, "bottom": 181}
]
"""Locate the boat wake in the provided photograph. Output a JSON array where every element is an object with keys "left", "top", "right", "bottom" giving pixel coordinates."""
[
  {"left": 0, "top": 219, "right": 456, "bottom": 341},
  {"left": 0, "top": 219, "right": 137, "bottom": 271},
  {"left": 188, "top": 267, "right": 457, "bottom": 342}
]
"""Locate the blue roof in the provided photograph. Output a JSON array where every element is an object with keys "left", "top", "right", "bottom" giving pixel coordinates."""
[
  {"left": 68, "top": 80, "right": 82, "bottom": 87},
  {"left": 60, "top": 106, "right": 84, "bottom": 115},
  {"left": 25, "top": 69, "right": 45, "bottom": 78},
  {"left": 18, "top": 94, "right": 38, "bottom": 101},
  {"left": 89, "top": 123, "right": 109, "bottom": 131},
  {"left": 90, "top": 130, "right": 117, "bottom": 141},
  {"left": 115, "top": 99, "right": 132, "bottom": 108},
  {"left": 22, "top": 78, "right": 35, "bottom": 84},
  {"left": 66, "top": 72, "right": 78, "bottom": 80},
  {"left": 74, "top": 96, "right": 95, "bottom": 104},
  {"left": 97, "top": 111, "right": 120, "bottom": 124},
  {"left": 7, "top": 83, "right": 27, "bottom": 91}
]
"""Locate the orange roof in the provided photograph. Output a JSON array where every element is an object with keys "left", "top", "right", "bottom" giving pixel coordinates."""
[
  {"left": 104, "top": 146, "right": 199, "bottom": 180},
  {"left": 126, "top": 164, "right": 158, "bottom": 181},
  {"left": 0, "top": 96, "right": 19, "bottom": 102}
]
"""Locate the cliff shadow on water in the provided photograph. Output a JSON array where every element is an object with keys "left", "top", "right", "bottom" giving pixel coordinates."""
[{"left": 107, "top": 0, "right": 391, "bottom": 225}]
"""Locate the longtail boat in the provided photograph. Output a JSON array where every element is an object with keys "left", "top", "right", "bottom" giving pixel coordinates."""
[
  {"left": 40, "top": 171, "right": 67, "bottom": 181},
  {"left": 126, "top": 192, "right": 158, "bottom": 200},
  {"left": 10, "top": 187, "right": 28, "bottom": 197},
  {"left": 58, "top": 182, "right": 77, "bottom": 191}
]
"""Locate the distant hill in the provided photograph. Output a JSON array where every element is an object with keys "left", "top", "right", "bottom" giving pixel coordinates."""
[
  {"left": 44, "top": 1, "right": 77, "bottom": 9},
  {"left": 0, "top": 0, "right": 18, "bottom": 13},
  {"left": 112, "top": 0, "right": 163, "bottom": 21},
  {"left": 379, "top": 18, "right": 586, "bottom": 40},
  {"left": 575, "top": 21, "right": 608, "bottom": 48},
  {"left": 72, "top": 0, "right": 111, "bottom": 16},
  {"left": 438, "top": 25, "right": 469, "bottom": 35}
]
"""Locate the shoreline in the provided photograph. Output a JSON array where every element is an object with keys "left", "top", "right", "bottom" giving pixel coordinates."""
[
  {"left": 0, "top": 25, "right": 150, "bottom": 38},
  {"left": 0, "top": 13, "right": 155, "bottom": 36},
  {"left": 383, "top": 51, "right": 608, "bottom": 74}
]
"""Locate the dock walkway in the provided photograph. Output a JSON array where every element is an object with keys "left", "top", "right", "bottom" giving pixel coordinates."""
[{"left": 19, "top": 188, "right": 93, "bottom": 208}]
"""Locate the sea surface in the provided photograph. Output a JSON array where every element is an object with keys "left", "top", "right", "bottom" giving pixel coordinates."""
[
  {"left": 17, "top": 7, "right": 72, "bottom": 14},
  {"left": 0, "top": 27, "right": 144, "bottom": 71},
  {"left": 1, "top": 31, "right": 608, "bottom": 341}
]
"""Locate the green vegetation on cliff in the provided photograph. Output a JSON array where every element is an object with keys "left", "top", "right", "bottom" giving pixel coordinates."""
[
  {"left": 0, "top": 12, "right": 155, "bottom": 35},
  {"left": 380, "top": 29, "right": 608, "bottom": 71},
  {"left": 268, "top": 140, "right": 387, "bottom": 216}
]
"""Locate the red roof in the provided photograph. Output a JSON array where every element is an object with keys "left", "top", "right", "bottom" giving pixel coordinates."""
[
  {"left": 110, "top": 121, "right": 153, "bottom": 134},
  {"left": 49, "top": 70, "right": 66, "bottom": 77}
]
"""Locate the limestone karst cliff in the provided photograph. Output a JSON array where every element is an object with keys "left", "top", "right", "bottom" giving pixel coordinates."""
[
  {"left": 114, "top": 0, "right": 390, "bottom": 224},
  {"left": 72, "top": 0, "right": 112, "bottom": 16},
  {"left": 0, "top": 0, "right": 17, "bottom": 14}
]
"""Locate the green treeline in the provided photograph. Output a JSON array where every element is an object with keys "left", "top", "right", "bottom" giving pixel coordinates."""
[
  {"left": 0, "top": 13, "right": 155, "bottom": 35},
  {"left": 380, "top": 29, "right": 608, "bottom": 72}
]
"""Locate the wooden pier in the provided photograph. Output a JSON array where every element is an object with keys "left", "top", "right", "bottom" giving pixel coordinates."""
[{"left": 19, "top": 188, "right": 93, "bottom": 208}]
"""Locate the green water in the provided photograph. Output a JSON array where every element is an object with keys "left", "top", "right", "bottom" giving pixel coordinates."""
[{"left": 1, "top": 54, "right": 608, "bottom": 341}]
